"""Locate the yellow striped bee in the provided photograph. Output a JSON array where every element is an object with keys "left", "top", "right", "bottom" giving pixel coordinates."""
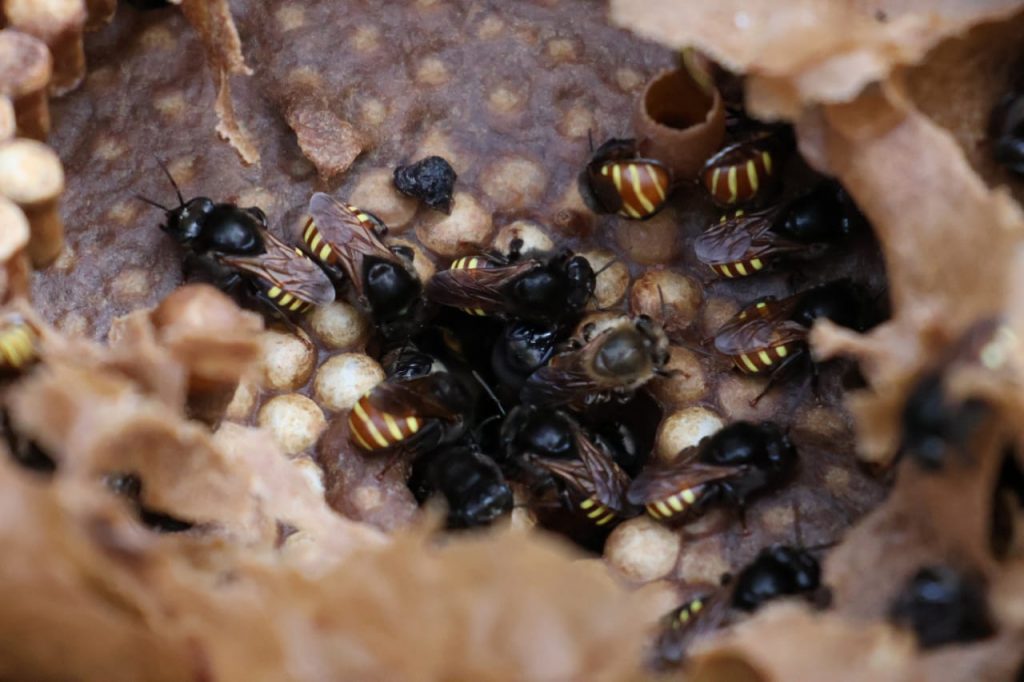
[
  {"left": 651, "top": 545, "right": 824, "bottom": 668},
  {"left": 521, "top": 419, "right": 633, "bottom": 529},
  {"left": 711, "top": 281, "right": 868, "bottom": 389},
  {"left": 0, "top": 314, "right": 38, "bottom": 372},
  {"left": 301, "top": 192, "right": 423, "bottom": 341},
  {"left": 700, "top": 126, "right": 793, "bottom": 206},
  {"left": 347, "top": 372, "right": 473, "bottom": 462},
  {"left": 142, "top": 164, "right": 333, "bottom": 319},
  {"left": 424, "top": 240, "right": 595, "bottom": 323},
  {"left": 580, "top": 137, "right": 673, "bottom": 220},
  {"left": 695, "top": 183, "right": 854, "bottom": 279},
  {"left": 628, "top": 421, "right": 796, "bottom": 527}
]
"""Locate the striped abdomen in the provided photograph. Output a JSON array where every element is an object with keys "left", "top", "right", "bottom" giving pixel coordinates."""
[
  {"left": 669, "top": 596, "right": 706, "bottom": 628},
  {"left": 302, "top": 217, "right": 338, "bottom": 266},
  {"left": 449, "top": 256, "right": 487, "bottom": 316},
  {"left": 261, "top": 248, "right": 319, "bottom": 314},
  {"left": 598, "top": 161, "right": 671, "bottom": 219},
  {"left": 302, "top": 203, "right": 384, "bottom": 267},
  {"left": 710, "top": 257, "right": 766, "bottom": 278},
  {"left": 702, "top": 149, "right": 775, "bottom": 206},
  {"left": 0, "top": 320, "right": 38, "bottom": 371},
  {"left": 645, "top": 485, "right": 703, "bottom": 521},
  {"left": 348, "top": 394, "right": 423, "bottom": 452},
  {"left": 579, "top": 496, "right": 616, "bottom": 526},
  {"left": 731, "top": 343, "right": 794, "bottom": 374},
  {"left": 737, "top": 300, "right": 772, "bottom": 322}
]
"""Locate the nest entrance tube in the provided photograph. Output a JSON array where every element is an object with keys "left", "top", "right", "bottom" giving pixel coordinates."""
[{"left": 633, "top": 67, "right": 726, "bottom": 179}]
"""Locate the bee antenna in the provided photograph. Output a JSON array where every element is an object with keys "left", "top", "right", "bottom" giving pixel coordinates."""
[
  {"left": 657, "top": 285, "right": 669, "bottom": 321},
  {"left": 587, "top": 128, "right": 595, "bottom": 154},
  {"left": 472, "top": 413, "right": 504, "bottom": 441},
  {"left": 472, "top": 369, "right": 505, "bottom": 416},
  {"left": 791, "top": 499, "right": 805, "bottom": 549},
  {"left": 153, "top": 156, "right": 185, "bottom": 207},
  {"left": 135, "top": 194, "right": 171, "bottom": 212},
  {"left": 593, "top": 257, "right": 619, "bottom": 278}
]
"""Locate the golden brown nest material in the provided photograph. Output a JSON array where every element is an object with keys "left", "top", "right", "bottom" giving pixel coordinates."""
[
  {"left": 178, "top": 0, "right": 260, "bottom": 165},
  {"left": 0, "top": 28, "right": 52, "bottom": 140},
  {"left": 2, "top": 0, "right": 87, "bottom": 96},
  {"left": 0, "top": 137, "right": 65, "bottom": 266},
  {"left": 610, "top": 0, "right": 1024, "bottom": 119}
]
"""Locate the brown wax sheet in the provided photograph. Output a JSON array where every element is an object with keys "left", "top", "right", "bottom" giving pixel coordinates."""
[
  {"left": 609, "top": 0, "right": 1024, "bottom": 120},
  {"left": 179, "top": 0, "right": 260, "bottom": 164}
]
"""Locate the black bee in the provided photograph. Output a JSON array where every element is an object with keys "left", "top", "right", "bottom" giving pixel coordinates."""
[
  {"left": 425, "top": 240, "right": 595, "bottom": 324},
  {"left": 517, "top": 416, "right": 634, "bottom": 529},
  {"left": 653, "top": 544, "right": 825, "bottom": 668},
  {"left": 300, "top": 192, "right": 424, "bottom": 341},
  {"left": 348, "top": 372, "right": 473, "bottom": 464},
  {"left": 105, "top": 473, "right": 195, "bottom": 533},
  {"left": 628, "top": 421, "right": 797, "bottom": 526},
  {"left": 711, "top": 280, "right": 871, "bottom": 401},
  {"left": 579, "top": 137, "right": 673, "bottom": 220},
  {"left": 898, "top": 319, "right": 1011, "bottom": 470},
  {"left": 490, "top": 321, "right": 560, "bottom": 396},
  {"left": 694, "top": 183, "right": 855, "bottom": 279},
  {"left": 888, "top": 566, "right": 994, "bottom": 649},
  {"left": 990, "top": 79, "right": 1024, "bottom": 176},
  {"left": 520, "top": 315, "right": 670, "bottom": 409},
  {"left": 700, "top": 125, "right": 794, "bottom": 207},
  {"left": 408, "top": 444, "right": 513, "bottom": 529},
  {"left": 141, "top": 167, "right": 333, "bottom": 320}
]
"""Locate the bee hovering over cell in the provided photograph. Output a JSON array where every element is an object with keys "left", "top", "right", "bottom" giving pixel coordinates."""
[
  {"left": 711, "top": 279, "right": 874, "bottom": 403},
  {"left": 425, "top": 238, "right": 595, "bottom": 325},
  {"left": 140, "top": 165, "right": 334, "bottom": 322},
  {"left": 300, "top": 192, "right": 424, "bottom": 342},
  {"left": 694, "top": 182, "right": 857, "bottom": 279},
  {"left": 579, "top": 136, "right": 673, "bottom": 220}
]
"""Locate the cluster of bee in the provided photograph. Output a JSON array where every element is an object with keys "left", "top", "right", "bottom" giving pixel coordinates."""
[
  {"left": 89, "top": 47, "right": 905, "bottom": 666},
  {"left": 128, "top": 54, "right": 1021, "bottom": 667}
]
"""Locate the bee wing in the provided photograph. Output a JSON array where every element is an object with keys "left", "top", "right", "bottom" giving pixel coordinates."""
[
  {"left": 693, "top": 210, "right": 805, "bottom": 266},
  {"left": 367, "top": 375, "right": 463, "bottom": 421},
  {"left": 519, "top": 350, "right": 605, "bottom": 407},
  {"left": 307, "top": 192, "right": 398, "bottom": 297},
  {"left": 219, "top": 230, "right": 335, "bottom": 305},
  {"left": 627, "top": 457, "right": 748, "bottom": 506},
  {"left": 574, "top": 427, "right": 632, "bottom": 511},
  {"left": 425, "top": 261, "right": 537, "bottom": 314},
  {"left": 712, "top": 295, "right": 807, "bottom": 356}
]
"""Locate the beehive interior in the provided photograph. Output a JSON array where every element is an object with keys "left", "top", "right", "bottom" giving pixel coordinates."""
[{"left": 0, "top": 1, "right": 1022, "bottom": 681}]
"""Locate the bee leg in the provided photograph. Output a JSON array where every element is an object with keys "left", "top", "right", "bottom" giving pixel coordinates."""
[
  {"left": 749, "top": 352, "right": 805, "bottom": 407},
  {"left": 243, "top": 207, "right": 268, "bottom": 226},
  {"left": 389, "top": 244, "right": 415, "bottom": 263}
]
